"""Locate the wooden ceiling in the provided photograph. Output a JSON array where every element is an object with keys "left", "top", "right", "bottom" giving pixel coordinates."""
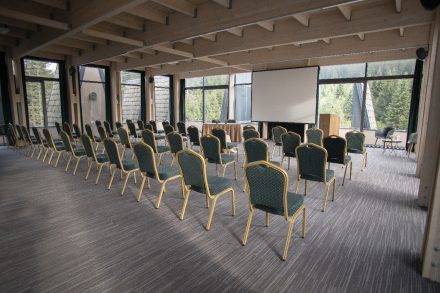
[{"left": 0, "top": 0, "right": 434, "bottom": 76}]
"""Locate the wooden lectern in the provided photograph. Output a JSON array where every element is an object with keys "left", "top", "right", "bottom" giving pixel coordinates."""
[{"left": 319, "top": 114, "right": 340, "bottom": 137}]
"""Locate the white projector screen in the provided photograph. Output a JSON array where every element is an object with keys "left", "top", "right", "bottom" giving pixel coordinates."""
[{"left": 251, "top": 67, "right": 318, "bottom": 123}]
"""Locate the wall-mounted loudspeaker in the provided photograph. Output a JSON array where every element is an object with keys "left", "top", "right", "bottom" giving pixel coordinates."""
[
  {"left": 420, "top": 0, "right": 440, "bottom": 10},
  {"left": 148, "top": 76, "right": 154, "bottom": 83},
  {"left": 416, "top": 47, "right": 428, "bottom": 60}
]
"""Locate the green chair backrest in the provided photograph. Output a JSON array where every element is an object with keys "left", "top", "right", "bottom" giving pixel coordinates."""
[
  {"left": 201, "top": 135, "right": 222, "bottom": 164},
  {"left": 187, "top": 126, "right": 200, "bottom": 146},
  {"left": 118, "top": 127, "right": 131, "bottom": 148},
  {"left": 15, "top": 124, "right": 24, "bottom": 140},
  {"left": 43, "top": 128, "right": 56, "bottom": 149},
  {"left": 73, "top": 124, "right": 81, "bottom": 137},
  {"left": 177, "top": 121, "right": 186, "bottom": 135},
  {"left": 127, "top": 121, "right": 138, "bottom": 138},
  {"left": 296, "top": 143, "right": 327, "bottom": 182},
  {"left": 81, "top": 134, "right": 96, "bottom": 160},
  {"left": 244, "top": 138, "right": 268, "bottom": 164},
  {"left": 243, "top": 129, "right": 259, "bottom": 141},
  {"left": 282, "top": 132, "right": 301, "bottom": 157},
  {"left": 103, "top": 138, "right": 122, "bottom": 169},
  {"left": 60, "top": 131, "right": 74, "bottom": 153},
  {"left": 164, "top": 124, "right": 174, "bottom": 135},
  {"left": 149, "top": 120, "right": 158, "bottom": 133},
  {"left": 243, "top": 125, "right": 256, "bottom": 131},
  {"left": 144, "top": 123, "right": 153, "bottom": 132},
  {"left": 133, "top": 142, "right": 157, "bottom": 178},
  {"left": 306, "top": 128, "right": 323, "bottom": 146},
  {"left": 211, "top": 128, "right": 227, "bottom": 150},
  {"left": 97, "top": 125, "right": 107, "bottom": 141},
  {"left": 103, "top": 121, "right": 113, "bottom": 137},
  {"left": 32, "top": 127, "right": 43, "bottom": 145},
  {"left": 345, "top": 131, "right": 365, "bottom": 153},
  {"left": 323, "top": 135, "right": 346, "bottom": 164},
  {"left": 54, "top": 122, "right": 62, "bottom": 136},
  {"left": 177, "top": 149, "right": 206, "bottom": 193},
  {"left": 115, "top": 121, "right": 123, "bottom": 130},
  {"left": 167, "top": 132, "right": 183, "bottom": 154},
  {"left": 63, "top": 122, "right": 73, "bottom": 139},
  {"left": 137, "top": 120, "right": 144, "bottom": 131},
  {"left": 21, "top": 126, "right": 32, "bottom": 144},
  {"left": 272, "top": 126, "right": 287, "bottom": 144},
  {"left": 141, "top": 129, "right": 157, "bottom": 153},
  {"left": 85, "top": 124, "right": 95, "bottom": 142},
  {"left": 246, "top": 161, "right": 288, "bottom": 218}
]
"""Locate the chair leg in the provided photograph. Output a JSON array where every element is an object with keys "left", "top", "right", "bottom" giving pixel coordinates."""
[
  {"left": 65, "top": 154, "right": 72, "bottom": 171},
  {"left": 234, "top": 162, "right": 237, "bottom": 180},
  {"left": 73, "top": 157, "right": 81, "bottom": 175},
  {"left": 295, "top": 177, "right": 300, "bottom": 193},
  {"left": 288, "top": 157, "right": 291, "bottom": 170},
  {"left": 304, "top": 180, "right": 308, "bottom": 196},
  {"left": 231, "top": 189, "right": 236, "bottom": 216},
  {"left": 265, "top": 212, "right": 269, "bottom": 227},
  {"left": 54, "top": 152, "right": 62, "bottom": 167},
  {"left": 121, "top": 171, "right": 130, "bottom": 195},
  {"left": 137, "top": 176, "right": 146, "bottom": 202},
  {"left": 332, "top": 179, "right": 336, "bottom": 201},
  {"left": 95, "top": 164, "right": 104, "bottom": 184},
  {"left": 282, "top": 220, "right": 295, "bottom": 261},
  {"left": 85, "top": 160, "right": 92, "bottom": 180},
  {"left": 155, "top": 181, "right": 167, "bottom": 209},
  {"left": 108, "top": 167, "right": 116, "bottom": 190},
  {"left": 349, "top": 161, "right": 353, "bottom": 180},
  {"left": 206, "top": 198, "right": 217, "bottom": 231},
  {"left": 222, "top": 165, "right": 226, "bottom": 177},
  {"left": 48, "top": 151, "right": 54, "bottom": 165},
  {"left": 42, "top": 148, "right": 49, "bottom": 162},
  {"left": 342, "top": 164, "right": 348, "bottom": 186},
  {"left": 179, "top": 189, "right": 191, "bottom": 220},
  {"left": 242, "top": 208, "right": 254, "bottom": 245},
  {"left": 302, "top": 207, "right": 306, "bottom": 238},
  {"left": 322, "top": 183, "right": 330, "bottom": 212}
]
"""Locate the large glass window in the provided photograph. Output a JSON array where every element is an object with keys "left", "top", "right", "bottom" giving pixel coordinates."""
[
  {"left": 184, "top": 74, "right": 229, "bottom": 122},
  {"left": 121, "top": 71, "right": 142, "bottom": 122},
  {"left": 318, "top": 59, "right": 415, "bottom": 147},
  {"left": 23, "top": 59, "right": 62, "bottom": 127},
  {"left": 234, "top": 73, "right": 252, "bottom": 122},
  {"left": 154, "top": 75, "right": 171, "bottom": 122},
  {"left": 79, "top": 66, "right": 109, "bottom": 125}
]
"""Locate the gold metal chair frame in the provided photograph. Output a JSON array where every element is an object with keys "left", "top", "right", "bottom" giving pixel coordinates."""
[
  {"left": 306, "top": 128, "right": 324, "bottom": 146},
  {"left": 135, "top": 143, "right": 183, "bottom": 209},
  {"left": 202, "top": 134, "right": 237, "bottom": 180},
  {"left": 177, "top": 149, "right": 236, "bottom": 231},
  {"left": 142, "top": 129, "right": 170, "bottom": 166},
  {"left": 325, "top": 135, "right": 353, "bottom": 186},
  {"left": 242, "top": 160, "right": 306, "bottom": 261},
  {"left": 295, "top": 143, "right": 336, "bottom": 212},
  {"left": 62, "top": 131, "right": 87, "bottom": 175},
  {"left": 346, "top": 130, "right": 368, "bottom": 171},
  {"left": 43, "top": 130, "right": 66, "bottom": 168},
  {"left": 271, "top": 126, "right": 287, "bottom": 158}
]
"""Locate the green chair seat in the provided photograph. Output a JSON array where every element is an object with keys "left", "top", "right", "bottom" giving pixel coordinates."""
[
  {"left": 157, "top": 165, "right": 180, "bottom": 180},
  {"left": 227, "top": 142, "right": 238, "bottom": 149},
  {"left": 74, "top": 148, "right": 86, "bottom": 156},
  {"left": 221, "top": 154, "right": 235, "bottom": 164},
  {"left": 344, "top": 155, "right": 351, "bottom": 164},
  {"left": 96, "top": 153, "right": 109, "bottom": 163},
  {"left": 157, "top": 145, "right": 170, "bottom": 153},
  {"left": 155, "top": 134, "right": 165, "bottom": 140},
  {"left": 122, "top": 159, "right": 137, "bottom": 171},
  {"left": 255, "top": 192, "right": 304, "bottom": 216},
  {"left": 207, "top": 176, "right": 233, "bottom": 195},
  {"left": 301, "top": 169, "right": 335, "bottom": 183},
  {"left": 55, "top": 145, "right": 65, "bottom": 151},
  {"left": 347, "top": 148, "right": 364, "bottom": 154}
]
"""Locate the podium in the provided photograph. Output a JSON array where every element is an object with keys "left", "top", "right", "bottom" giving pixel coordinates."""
[{"left": 319, "top": 114, "right": 340, "bottom": 137}]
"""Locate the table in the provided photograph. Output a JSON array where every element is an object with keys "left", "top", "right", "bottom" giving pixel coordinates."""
[
  {"left": 202, "top": 123, "right": 242, "bottom": 142},
  {"left": 382, "top": 139, "right": 402, "bottom": 152}
]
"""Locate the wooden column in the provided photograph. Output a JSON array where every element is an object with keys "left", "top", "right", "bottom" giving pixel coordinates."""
[
  {"left": 110, "top": 63, "right": 120, "bottom": 126},
  {"left": 173, "top": 74, "right": 180, "bottom": 127},
  {"left": 5, "top": 51, "right": 25, "bottom": 125},
  {"left": 65, "top": 58, "right": 80, "bottom": 126}
]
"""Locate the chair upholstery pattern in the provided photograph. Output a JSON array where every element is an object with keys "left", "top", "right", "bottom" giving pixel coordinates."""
[
  {"left": 97, "top": 125, "right": 107, "bottom": 141},
  {"left": 137, "top": 120, "right": 145, "bottom": 131},
  {"left": 345, "top": 131, "right": 365, "bottom": 154},
  {"left": 323, "top": 136, "right": 348, "bottom": 165},
  {"left": 134, "top": 142, "right": 157, "bottom": 177},
  {"left": 85, "top": 124, "right": 98, "bottom": 142},
  {"left": 177, "top": 150, "right": 206, "bottom": 193},
  {"left": 187, "top": 126, "right": 200, "bottom": 146},
  {"left": 141, "top": 129, "right": 157, "bottom": 152},
  {"left": 103, "top": 138, "right": 122, "bottom": 169},
  {"left": 164, "top": 124, "right": 174, "bottom": 135},
  {"left": 115, "top": 121, "right": 123, "bottom": 130},
  {"left": 243, "top": 125, "right": 256, "bottom": 131},
  {"left": 243, "top": 129, "right": 259, "bottom": 141},
  {"left": 177, "top": 122, "right": 187, "bottom": 136},
  {"left": 272, "top": 126, "right": 287, "bottom": 146},
  {"left": 103, "top": 121, "right": 114, "bottom": 137},
  {"left": 211, "top": 128, "right": 228, "bottom": 150},
  {"left": 73, "top": 124, "right": 82, "bottom": 138},
  {"left": 306, "top": 128, "right": 323, "bottom": 146},
  {"left": 244, "top": 138, "right": 268, "bottom": 164},
  {"left": 127, "top": 121, "right": 138, "bottom": 138},
  {"left": 281, "top": 132, "right": 301, "bottom": 157},
  {"left": 167, "top": 132, "right": 183, "bottom": 154},
  {"left": 118, "top": 128, "right": 131, "bottom": 148},
  {"left": 201, "top": 135, "right": 222, "bottom": 164},
  {"left": 296, "top": 144, "right": 328, "bottom": 182},
  {"left": 149, "top": 120, "right": 158, "bottom": 133}
]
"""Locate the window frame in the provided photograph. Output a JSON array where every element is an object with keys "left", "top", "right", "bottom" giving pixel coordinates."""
[
  {"left": 120, "top": 70, "right": 145, "bottom": 122},
  {"left": 234, "top": 73, "right": 252, "bottom": 122},
  {"left": 153, "top": 75, "right": 172, "bottom": 122}
]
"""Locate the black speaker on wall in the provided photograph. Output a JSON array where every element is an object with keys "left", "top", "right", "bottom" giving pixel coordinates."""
[
  {"left": 420, "top": 0, "right": 440, "bottom": 10},
  {"left": 416, "top": 47, "right": 428, "bottom": 60}
]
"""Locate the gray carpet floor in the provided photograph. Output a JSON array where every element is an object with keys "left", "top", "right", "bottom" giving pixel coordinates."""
[{"left": 0, "top": 144, "right": 439, "bottom": 292}]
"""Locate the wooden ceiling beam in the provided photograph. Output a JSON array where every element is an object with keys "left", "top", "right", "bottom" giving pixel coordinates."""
[
  {"left": 0, "top": 7, "right": 69, "bottom": 30},
  {"left": 338, "top": 4, "right": 352, "bottom": 20},
  {"left": 212, "top": 0, "right": 232, "bottom": 9},
  {"left": 31, "top": 0, "right": 68, "bottom": 10},
  {"left": 150, "top": 43, "right": 194, "bottom": 58},
  {"left": 292, "top": 13, "right": 309, "bottom": 27},
  {"left": 226, "top": 27, "right": 244, "bottom": 37},
  {"left": 106, "top": 14, "right": 145, "bottom": 31},
  {"left": 126, "top": 5, "right": 168, "bottom": 25},
  {"left": 395, "top": 0, "right": 402, "bottom": 13},
  {"left": 151, "top": 0, "right": 196, "bottom": 17},
  {"left": 257, "top": 20, "right": 274, "bottom": 31},
  {"left": 74, "top": 0, "right": 363, "bottom": 65},
  {"left": 58, "top": 38, "right": 93, "bottom": 50},
  {"left": 200, "top": 33, "right": 217, "bottom": 42},
  {"left": 117, "top": 0, "right": 433, "bottom": 70},
  {"left": 82, "top": 29, "right": 144, "bottom": 47}
]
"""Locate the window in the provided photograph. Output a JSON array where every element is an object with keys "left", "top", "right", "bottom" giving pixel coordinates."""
[
  {"left": 154, "top": 75, "right": 171, "bottom": 122},
  {"left": 234, "top": 73, "right": 252, "bottom": 122},
  {"left": 79, "top": 66, "right": 109, "bottom": 125},
  {"left": 184, "top": 74, "right": 229, "bottom": 122},
  {"left": 23, "top": 59, "right": 62, "bottom": 127},
  {"left": 121, "top": 71, "right": 142, "bottom": 122},
  {"left": 318, "top": 60, "right": 415, "bottom": 147}
]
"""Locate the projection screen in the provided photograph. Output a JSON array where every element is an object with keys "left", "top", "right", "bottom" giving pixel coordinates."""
[{"left": 251, "top": 67, "right": 318, "bottom": 123}]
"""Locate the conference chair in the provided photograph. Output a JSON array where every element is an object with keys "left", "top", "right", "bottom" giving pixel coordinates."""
[
  {"left": 42, "top": 128, "right": 65, "bottom": 167},
  {"left": 201, "top": 134, "right": 237, "bottom": 179},
  {"left": 187, "top": 125, "right": 201, "bottom": 149},
  {"left": 244, "top": 138, "right": 280, "bottom": 167},
  {"left": 177, "top": 149, "right": 236, "bottom": 231},
  {"left": 103, "top": 138, "right": 139, "bottom": 195},
  {"left": 127, "top": 121, "right": 139, "bottom": 140},
  {"left": 243, "top": 125, "right": 256, "bottom": 131},
  {"left": 374, "top": 126, "right": 395, "bottom": 146},
  {"left": 407, "top": 132, "right": 418, "bottom": 158},
  {"left": 144, "top": 123, "right": 153, "bottom": 132},
  {"left": 97, "top": 125, "right": 108, "bottom": 142},
  {"left": 60, "top": 131, "right": 86, "bottom": 175},
  {"left": 345, "top": 131, "right": 367, "bottom": 171},
  {"left": 63, "top": 122, "right": 77, "bottom": 140},
  {"left": 118, "top": 127, "right": 135, "bottom": 160},
  {"left": 164, "top": 124, "right": 174, "bottom": 136},
  {"left": 104, "top": 121, "right": 116, "bottom": 137},
  {"left": 141, "top": 129, "right": 170, "bottom": 165},
  {"left": 133, "top": 142, "right": 183, "bottom": 207},
  {"left": 323, "top": 135, "right": 352, "bottom": 186},
  {"left": 281, "top": 132, "right": 301, "bottom": 170},
  {"left": 271, "top": 126, "right": 287, "bottom": 157},
  {"left": 54, "top": 121, "right": 62, "bottom": 137},
  {"left": 115, "top": 121, "right": 123, "bottom": 130},
  {"left": 167, "top": 131, "right": 184, "bottom": 166},
  {"left": 242, "top": 161, "right": 306, "bottom": 261},
  {"left": 5, "top": 124, "right": 17, "bottom": 149},
  {"left": 211, "top": 127, "right": 239, "bottom": 161},
  {"left": 162, "top": 120, "right": 170, "bottom": 129},
  {"left": 243, "top": 129, "right": 259, "bottom": 141},
  {"left": 73, "top": 124, "right": 82, "bottom": 138},
  {"left": 306, "top": 128, "right": 323, "bottom": 146},
  {"left": 296, "top": 143, "right": 336, "bottom": 212},
  {"left": 15, "top": 124, "right": 25, "bottom": 144},
  {"left": 85, "top": 123, "right": 101, "bottom": 151},
  {"left": 95, "top": 120, "right": 102, "bottom": 129},
  {"left": 81, "top": 134, "right": 110, "bottom": 184},
  {"left": 137, "top": 120, "right": 145, "bottom": 131},
  {"left": 32, "top": 127, "right": 46, "bottom": 160},
  {"left": 177, "top": 121, "right": 187, "bottom": 136},
  {"left": 149, "top": 120, "right": 158, "bottom": 133},
  {"left": 21, "top": 126, "right": 37, "bottom": 157}
]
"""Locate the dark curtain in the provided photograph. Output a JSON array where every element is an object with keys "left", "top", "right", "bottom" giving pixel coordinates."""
[
  {"left": 140, "top": 71, "right": 146, "bottom": 122},
  {"left": 58, "top": 60, "right": 69, "bottom": 124},
  {"left": 169, "top": 75, "right": 175, "bottom": 126},
  {"left": 0, "top": 52, "right": 12, "bottom": 126},
  {"left": 104, "top": 67, "right": 112, "bottom": 125},
  {"left": 407, "top": 59, "right": 423, "bottom": 141},
  {"left": 179, "top": 79, "right": 185, "bottom": 122}
]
